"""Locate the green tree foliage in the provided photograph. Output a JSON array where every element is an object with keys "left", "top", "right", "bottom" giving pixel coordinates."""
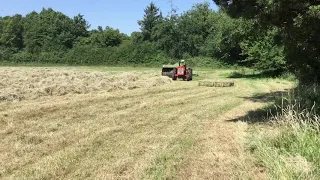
[
  {"left": 0, "top": 14, "right": 24, "bottom": 61},
  {"left": 73, "top": 14, "right": 90, "bottom": 38},
  {"left": 286, "top": 5, "right": 320, "bottom": 82},
  {"left": 138, "top": 2, "right": 163, "bottom": 42},
  {"left": 201, "top": 12, "right": 254, "bottom": 64},
  {"left": 178, "top": 3, "right": 212, "bottom": 57},
  {"left": 154, "top": 2, "right": 216, "bottom": 59},
  {"left": 240, "top": 28, "right": 286, "bottom": 74},
  {"left": 78, "top": 27, "right": 128, "bottom": 48},
  {"left": 23, "top": 8, "right": 88, "bottom": 53},
  {"left": 22, "top": 11, "right": 41, "bottom": 53},
  {"left": 0, "top": 14, "right": 24, "bottom": 50},
  {"left": 153, "top": 12, "right": 182, "bottom": 58},
  {"left": 213, "top": 0, "right": 320, "bottom": 82}
]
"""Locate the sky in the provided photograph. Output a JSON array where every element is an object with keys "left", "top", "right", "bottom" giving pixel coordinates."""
[{"left": 1, "top": 0, "right": 218, "bottom": 35}]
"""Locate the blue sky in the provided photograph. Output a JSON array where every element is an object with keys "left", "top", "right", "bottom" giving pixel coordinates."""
[{"left": 1, "top": 0, "right": 218, "bottom": 35}]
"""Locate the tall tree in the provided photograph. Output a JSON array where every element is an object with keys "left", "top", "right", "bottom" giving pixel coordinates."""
[
  {"left": 154, "top": 14, "right": 182, "bottom": 58},
  {"left": 72, "top": 14, "right": 89, "bottom": 38},
  {"left": 178, "top": 2, "right": 213, "bottom": 57},
  {"left": 23, "top": 11, "right": 41, "bottom": 53},
  {"left": 0, "top": 14, "right": 24, "bottom": 50},
  {"left": 138, "top": 2, "right": 163, "bottom": 41},
  {"left": 97, "top": 26, "right": 103, "bottom": 32}
]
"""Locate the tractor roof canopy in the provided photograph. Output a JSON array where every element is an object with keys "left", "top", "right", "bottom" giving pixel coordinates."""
[{"left": 162, "top": 63, "right": 179, "bottom": 68}]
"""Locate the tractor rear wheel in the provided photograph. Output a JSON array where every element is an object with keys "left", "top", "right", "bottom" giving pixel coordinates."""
[
  {"left": 187, "top": 69, "right": 193, "bottom": 81},
  {"left": 172, "top": 69, "right": 177, "bottom": 80}
]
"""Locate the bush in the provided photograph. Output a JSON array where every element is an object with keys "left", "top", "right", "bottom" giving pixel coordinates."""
[
  {"left": 62, "top": 42, "right": 170, "bottom": 66},
  {"left": 38, "top": 51, "right": 65, "bottom": 64},
  {"left": 64, "top": 45, "right": 116, "bottom": 65},
  {"left": 0, "top": 48, "right": 15, "bottom": 62},
  {"left": 240, "top": 29, "right": 286, "bottom": 75},
  {"left": 10, "top": 51, "right": 35, "bottom": 63}
]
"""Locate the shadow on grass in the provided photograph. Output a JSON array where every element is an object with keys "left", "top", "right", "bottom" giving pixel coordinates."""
[
  {"left": 241, "top": 91, "right": 289, "bottom": 103},
  {"left": 228, "top": 70, "right": 282, "bottom": 79},
  {"left": 226, "top": 106, "right": 278, "bottom": 124},
  {"left": 227, "top": 91, "right": 289, "bottom": 124},
  {"left": 228, "top": 72, "right": 265, "bottom": 79}
]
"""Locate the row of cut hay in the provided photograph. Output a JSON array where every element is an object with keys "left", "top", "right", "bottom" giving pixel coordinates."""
[{"left": 0, "top": 68, "right": 171, "bottom": 101}]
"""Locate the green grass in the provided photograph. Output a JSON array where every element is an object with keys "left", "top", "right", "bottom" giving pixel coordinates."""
[
  {"left": 244, "top": 77, "right": 320, "bottom": 180},
  {"left": 220, "top": 68, "right": 297, "bottom": 83},
  {"left": 0, "top": 61, "right": 72, "bottom": 67},
  {"left": 144, "top": 135, "right": 196, "bottom": 180},
  {"left": 250, "top": 104, "right": 320, "bottom": 179},
  {"left": 251, "top": 126, "right": 320, "bottom": 179},
  {"left": 0, "top": 61, "right": 234, "bottom": 73},
  {"left": 0, "top": 65, "right": 299, "bottom": 179},
  {"left": 0, "top": 62, "right": 159, "bottom": 70}
]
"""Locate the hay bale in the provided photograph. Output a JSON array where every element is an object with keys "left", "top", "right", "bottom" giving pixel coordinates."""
[{"left": 198, "top": 80, "right": 234, "bottom": 87}]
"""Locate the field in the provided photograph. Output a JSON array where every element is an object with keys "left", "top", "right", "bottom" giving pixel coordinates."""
[{"left": 0, "top": 67, "right": 292, "bottom": 179}]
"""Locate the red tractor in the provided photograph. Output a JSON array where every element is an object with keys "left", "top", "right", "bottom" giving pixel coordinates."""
[{"left": 171, "top": 60, "right": 193, "bottom": 81}]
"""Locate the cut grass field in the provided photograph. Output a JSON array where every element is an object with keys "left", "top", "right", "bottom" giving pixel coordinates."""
[{"left": 0, "top": 66, "right": 293, "bottom": 179}]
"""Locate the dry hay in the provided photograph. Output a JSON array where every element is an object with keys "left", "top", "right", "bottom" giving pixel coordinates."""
[
  {"left": 0, "top": 67, "right": 172, "bottom": 101},
  {"left": 285, "top": 156, "right": 312, "bottom": 174},
  {"left": 198, "top": 80, "right": 235, "bottom": 87}
]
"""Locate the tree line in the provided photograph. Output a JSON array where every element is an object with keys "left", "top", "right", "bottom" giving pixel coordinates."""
[{"left": 0, "top": 1, "right": 319, "bottom": 82}]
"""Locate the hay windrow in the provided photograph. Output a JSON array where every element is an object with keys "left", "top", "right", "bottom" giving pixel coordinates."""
[{"left": 0, "top": 68, "right": 171, "bottom": 101}]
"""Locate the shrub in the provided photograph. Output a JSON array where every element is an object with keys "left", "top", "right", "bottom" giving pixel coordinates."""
[
  {"left": 10, "top": 51, "right": 35, "bottom": 63},
  {"left": 240, "top": 29, "right": 286, "bottom": 76}
]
